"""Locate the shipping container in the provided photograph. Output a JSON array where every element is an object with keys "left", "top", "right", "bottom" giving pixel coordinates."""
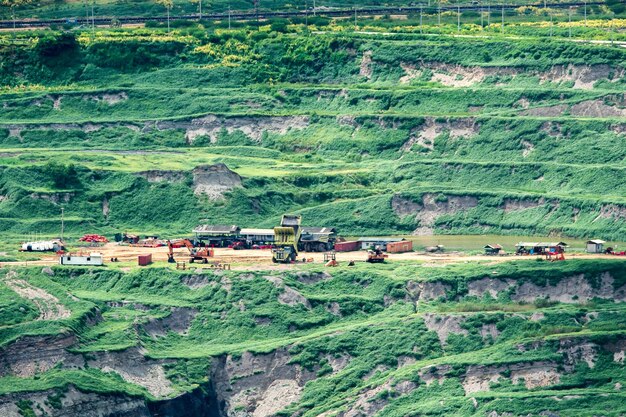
[
  {"left": 138, "top": 254, "right": 152, "bottom": 266},
  {"left": 334, "top": 240, "right": 359, "bottom": 252},
  {"left": 386, "top": 241, "right": 413, "bottom": 253}
]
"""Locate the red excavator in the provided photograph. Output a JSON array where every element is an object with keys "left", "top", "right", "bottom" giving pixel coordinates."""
[{"left": 167, "top": 239, "right": 214, "bottom": 264}]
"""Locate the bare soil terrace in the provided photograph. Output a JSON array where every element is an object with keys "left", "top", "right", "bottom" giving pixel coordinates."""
[{"left": 3, "top": 243, "right": 624, "bottom": 270}]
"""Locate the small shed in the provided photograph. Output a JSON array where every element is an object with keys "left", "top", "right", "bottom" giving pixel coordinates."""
[
  {"left": 586, "top": 239, "right": 606, "bottom": 254},
  {"left": 484, "top": 244, "right": 503, "bottom": 255}
]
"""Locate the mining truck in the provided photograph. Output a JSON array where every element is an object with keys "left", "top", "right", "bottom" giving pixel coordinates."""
[{"left": 272, "top": 214, "right": 302, "bottom": 263}]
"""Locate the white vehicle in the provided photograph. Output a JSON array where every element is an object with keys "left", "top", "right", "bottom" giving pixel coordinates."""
[
  {"left": 59, "top": 252, "right": 104, "bottom": 266},
  {"left": 20, "top": 240, "right": 64, "bottom": 252}
]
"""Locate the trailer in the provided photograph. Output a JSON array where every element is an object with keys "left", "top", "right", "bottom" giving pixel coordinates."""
[{"left": 59, "top": 252, "right": 104, "bottom": 266}]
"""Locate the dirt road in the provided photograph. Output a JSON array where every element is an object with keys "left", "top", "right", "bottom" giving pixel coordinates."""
[{"left": 2, "top": 243, "right": 623, "bottom": 270}]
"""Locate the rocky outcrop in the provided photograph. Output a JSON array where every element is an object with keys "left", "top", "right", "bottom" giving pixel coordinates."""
[
  {"left": 0, "top": 386, "right": 150, "bottom": 417},
  {"left": 210, "top": 349, "right": 317, "bottom": 417},
  {"left": 0, "top": 334, "right": 82, "bottom": 378}
]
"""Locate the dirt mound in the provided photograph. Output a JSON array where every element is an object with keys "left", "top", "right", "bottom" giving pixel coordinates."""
[{"left": 192, "top": 163, "right": 242, "bottom": 199}]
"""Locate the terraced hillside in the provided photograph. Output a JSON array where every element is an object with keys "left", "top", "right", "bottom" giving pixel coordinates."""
[
  {"left": 1, "top": 260, "right": 626, "bottom": 416},
  {"left": 1, "top": 28, "right": 626, "bottom": 240}
]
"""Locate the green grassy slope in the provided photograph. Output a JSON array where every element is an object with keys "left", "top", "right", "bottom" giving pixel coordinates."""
[
  {"left": 0, "top": 25, "right": 625, "bottom": 241},
  {"left": 1, "top": 260, "right": 626, "bottom": 416}
]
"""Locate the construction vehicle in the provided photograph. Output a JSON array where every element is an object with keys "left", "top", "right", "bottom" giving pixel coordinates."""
[
  {"left": 299, "top": 227, "right": 337, "bottom": 252},
  {"left": 168, "top": 239, "right": 214, "bottom": 264},
  {"left": 366, "top": 247, "right": 388, "bottom": 263},
  {"left": 272, "top": 214, "right": 302, "bottom": 263}
]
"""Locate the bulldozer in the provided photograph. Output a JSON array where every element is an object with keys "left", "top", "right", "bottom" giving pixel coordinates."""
[
  {"left": 168, "top": 239, "right": 214, "bottom": 264},
  {"left": 366, "top": 247, "right": 388, "bottom": 263},
  {"left": 272, "top": 214, "right": 302, "bottom": 263}
]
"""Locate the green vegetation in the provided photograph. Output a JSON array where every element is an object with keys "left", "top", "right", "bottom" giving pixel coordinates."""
[
  {"left": 0, "top": 24, "right": 625, "bottom": 243},
  {"left": 0, "top": 260, "right": 625, "bottom": 415}
]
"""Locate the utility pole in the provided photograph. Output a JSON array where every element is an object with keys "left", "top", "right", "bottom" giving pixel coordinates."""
[
  {"left": 487, "top": 1, "right": 490, "bottom": 26},
  {"left": 501, "top": 1, "right": 504, "bottom": 34},
  {"left": 480, "top": 4, "right": 483, "bottom": 29},
  {"left": 457, "top": 4, "right": 460, "bottom": 32},
  {"left": 438, "top": 4, "right": 441, "bottom": 26},
  {"left": 354, "top": 5, "right": 357, "bottom": 30},
  {"left": 228, "top": 5, "right": 231, "bottom": 29},
  {"left": 313, "top": 0, "right": 316, "bottom": 16},
  {"left": 199, "top": 0, "right": 202, "bottom": 20},
  {"left": 305, "top": 0, "right": 308, "bottom": 26},
  {"left": 549, "top": 11, "right": 553, "bottom": 37},
  {"left": 167, "top": 5, "right": 170, "bottom": 32},
  {"left": 420, "top": 6, "right": 423, "bottom": 34},
  {"left": 91, "top": 1, "right": 95, "bottom": 34},
  {"left": 568, "top": 7, "right": 572, "bottom": 38},
  {"left": 254, "top": 0, "right": 259, "bottom": 30},
  {"left": 60, "top": 207, "right": 65, "bottom": 242},
  {"left": 584, "top": 1, "right": 587, "bottom": 26}
]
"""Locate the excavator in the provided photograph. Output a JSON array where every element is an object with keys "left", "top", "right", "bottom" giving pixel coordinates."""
[
  {"left": 167, "top": 239, "right": 214, "bottom": 264},
  {"left": 272, "top": 214, "right": 302, "bottom": 263}
]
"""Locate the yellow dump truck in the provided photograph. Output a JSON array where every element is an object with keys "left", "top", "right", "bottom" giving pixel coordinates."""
[{"left": 272, "top": 214, "right": 302, "bottom": 263}]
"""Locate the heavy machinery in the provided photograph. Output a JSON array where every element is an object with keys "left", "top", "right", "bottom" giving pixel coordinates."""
[
  {"left": 366, "top": 248, "right": 388, "bottom": 263},
  {"left": 299, "top": 227, "right": 337, "bottom": 252},
  {"left": 272, "top": 214, "right": 302, "bottom": 263},
  {"left": 168, "top": 239, "right": 214, "bottom": 264}
]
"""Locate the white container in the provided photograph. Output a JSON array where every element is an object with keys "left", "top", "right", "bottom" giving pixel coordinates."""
[
  {"left": 59, "top": 252, "right": 104, "bottom": 266},
  {"left": 21, "top": 240, "right": 64, "bottom": 252}
]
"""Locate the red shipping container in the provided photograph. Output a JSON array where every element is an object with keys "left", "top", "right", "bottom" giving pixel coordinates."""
[
  {"left": 334, "top": 241, "right": 359, "bottom": 252},
  {"left": 386, "top": 241, "right": 413, "bottom": 253},
  {"left": 138, "top": 254, "right": 152, "bottom": 266}
]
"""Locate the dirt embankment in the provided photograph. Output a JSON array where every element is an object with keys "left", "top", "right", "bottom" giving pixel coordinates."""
[
  {"left": 397, "top": 62, "right": 624, "bottom": 89},
  {"left": 401, "top": 118, "right": 479, "bottom": 152},
  {"left": 157, "top": 115, "right": 310, "bottom": 144},
  {"left": 392, "top": 193, "right": 478, "bottom": 236},
  {"left": 211, "top": 349, "right": 318, "bottom": 417},
  {"left": 5, "top": 271, "right": 71, "bottom": 321}
]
